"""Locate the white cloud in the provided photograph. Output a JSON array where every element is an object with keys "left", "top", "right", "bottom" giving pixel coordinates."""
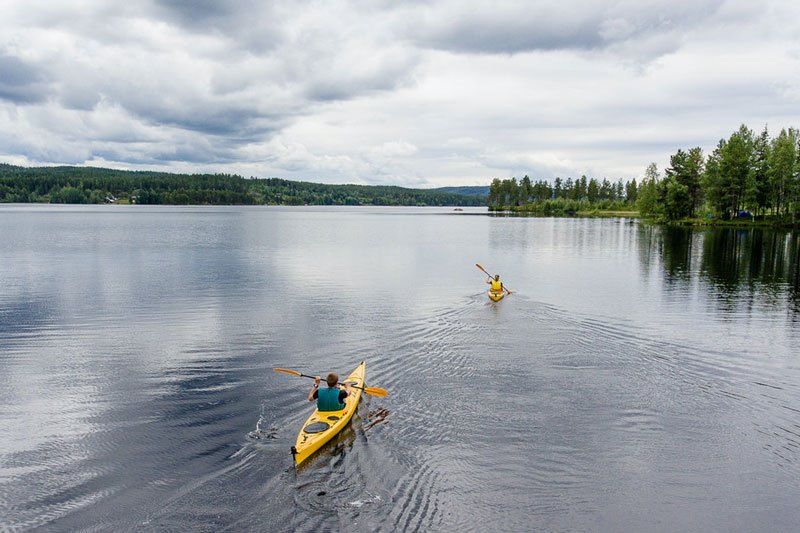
[{"left": 0, "top": 0, "right": 799, "bottom": 186}]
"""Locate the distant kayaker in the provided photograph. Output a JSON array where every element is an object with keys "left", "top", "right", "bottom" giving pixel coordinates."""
[
  {"left": 308, "top": 372, "right": 352, "bottom": 411},
  {"left": 487, "top": 274, "right": 510, "bottom": 295}
]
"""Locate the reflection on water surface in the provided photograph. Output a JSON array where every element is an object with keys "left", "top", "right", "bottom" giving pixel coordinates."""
[{"left": 1, "top": 206, "right": 798, "bottom": 531}]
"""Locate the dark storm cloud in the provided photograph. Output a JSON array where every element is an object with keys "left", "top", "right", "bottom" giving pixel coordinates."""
[
  {"left": 152, "top": 0, "right": 287, "bottom": 52},
  {"left": 131, "top": 103, "right": 278, "bottom": 137},
  {"left": 155, "top": 0, "right": 237, "bottom": 25},
  {"left": 407, "top": 0, "right": 726, "bottom": 56},
  {"left": 0, "top": 53, "right": 51, "bottom": 104},
  {"left": 94, "top": 142, "right": 238, "bottom": 165}
]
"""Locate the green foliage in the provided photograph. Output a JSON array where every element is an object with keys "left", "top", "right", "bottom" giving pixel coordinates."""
[
  {"left": 663, "top": 177, "right": 691, "bottom": 220},
  {"left": 51, "top": 186, "right": 87, "bottom": 204},
  {"left": 642, "top": 124, "right": 800, "bottom": 224},
  {"left": 767, "top": 128, "right": 798, "bottom": 218},
  {"left": 637, "top": 163, "right": 662, "bottom": 217},
  {"left": 488, "top": 178, "right": 502, "bottom": 207},
  {"left": 0, "top": 164, "right": 485, "bottom": 207},
  {"left": 587, "top": 178, "right": 599, "bottom": 202},
  {"left": 625, "top": 178, "right": 638, "bottom": 204},
  {"left": 744, "top": 127, "right": 771, "bottom": 216},
  {"left": 665, "top": 147, "right": 704, "bottom": 216},
  {"left": 488, "top": 173, "right": 638, "bottom": 213},
  {"left": 703, "top": 125, "right": 755, "bottom": 219}
]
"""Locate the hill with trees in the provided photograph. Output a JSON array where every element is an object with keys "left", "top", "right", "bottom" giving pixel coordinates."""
[{"left": 0, "top": 165, "right": 486, "bottom": 207}]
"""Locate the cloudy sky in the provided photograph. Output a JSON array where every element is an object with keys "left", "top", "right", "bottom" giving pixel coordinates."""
[{"left": 1, "top": 1, "right": 799, "bottom": 187}]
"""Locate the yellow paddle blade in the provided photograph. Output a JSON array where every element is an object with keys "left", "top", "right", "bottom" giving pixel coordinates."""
[
  {"left": 363, "top": 386, "right": 388, "bottom": 397},
  {"left": 274, "top": 368, "right": 301, "bottom": 377}
]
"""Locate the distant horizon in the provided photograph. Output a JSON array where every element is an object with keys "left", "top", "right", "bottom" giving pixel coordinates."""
[{"left": 3, "top": 161, "right": 644, "bottom": 190}]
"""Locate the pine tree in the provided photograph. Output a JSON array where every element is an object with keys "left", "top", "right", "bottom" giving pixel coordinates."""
[
  {"left": 703, "top": 125, "right": 755, "bottom": 218},
  {"left": 665, "top": 147, "right": 704, "bottom": 217},
  {"left": 745, "top": 127, "right": 771, "bottom": 217},
  {"left": 488, "top": 178, "right": 502, "bottom": 208},
  {"left": 625, "top": 179, "right": 638, "bottom": 204},
  {"left": 637, "top": 163, "right": 662, "bottom": 217},
  {"left": 768, "top": 128, "right": 798, "bottom": 218},
  {"left": 565, "top": 178, "right": 575, "bottom": 199},
  {"left": 587, "top": 178, "right": 599, "bottom": 203},
  {"left": 578, "top": 176, "right": 588, "bottom": 200},
  {"left": 520, "top": 175, "right": 533, "bottom": 204}
]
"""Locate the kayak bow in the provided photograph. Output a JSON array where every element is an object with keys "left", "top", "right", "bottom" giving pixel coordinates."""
[{"left": 488, "top": 290, "right": 505, "bottom": 302}]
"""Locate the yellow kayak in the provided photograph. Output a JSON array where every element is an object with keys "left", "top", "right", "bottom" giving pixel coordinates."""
[
  {"left": 291, "top": 361, "right": 366, "bottom": 466},
  {"left": 488, "top": 290, "right": 505, "bottom": 302}
]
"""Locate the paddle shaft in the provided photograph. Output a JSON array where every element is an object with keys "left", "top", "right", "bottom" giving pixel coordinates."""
[
  {"left": 476, "top": 263, "right": 512, "bottom": 294},
  {"left": 295, "top": 372, "right": 371, "bottom": 393},
  {"left": 476, "top": 263, "right": 492, "bottom": 279}
]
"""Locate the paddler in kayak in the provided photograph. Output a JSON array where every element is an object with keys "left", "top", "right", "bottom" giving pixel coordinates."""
[
  {"left": 308, "top": 372, "right": 352, "bottom": 411},
  {"left": 487, "top": 274, "right": 511, "bottom": 296}
]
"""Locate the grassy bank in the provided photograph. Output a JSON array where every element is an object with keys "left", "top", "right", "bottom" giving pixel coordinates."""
[
  {"left": 662, "top": 217, "right": 799, "bottom": 229},
  {"left": 576, "top": 209, "right": 640, "bottom": 218}
]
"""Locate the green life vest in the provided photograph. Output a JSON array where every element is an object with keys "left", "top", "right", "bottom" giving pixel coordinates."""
[{"left": 317, "top": 387, "right": 345, "bottom": 411}]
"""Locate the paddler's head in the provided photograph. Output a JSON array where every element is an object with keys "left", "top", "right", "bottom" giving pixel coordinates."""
[
  {"left": 326, "top": 373, "right": 339, "bottom": 387},
  {"left": 494, "top": 274, "right": 500, "bottom": 281}
]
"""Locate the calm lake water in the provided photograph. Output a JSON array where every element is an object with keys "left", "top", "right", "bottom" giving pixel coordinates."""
[{"left": 1, "top": 205, "right": 799, "bottom": 531}]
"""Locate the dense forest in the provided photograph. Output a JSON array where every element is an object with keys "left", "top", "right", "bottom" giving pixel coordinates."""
[
  {"left": 0, "top": 165, "right": 485, "bottom": 206},
  {"left": 489, "top": 124, "right": 800, "bottom": 225},
  {"left": 487, "top": 175, "right": 638, "bottom": 215}
]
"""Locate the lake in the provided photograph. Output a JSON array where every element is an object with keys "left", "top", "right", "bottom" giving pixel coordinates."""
[{"left": 1, "top": 205, "right": 799, "bottom": 531}]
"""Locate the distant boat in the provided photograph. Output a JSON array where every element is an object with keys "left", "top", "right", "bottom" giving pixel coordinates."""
[{"left": 454, "top": 208, "right": 463, "bottom": 211}]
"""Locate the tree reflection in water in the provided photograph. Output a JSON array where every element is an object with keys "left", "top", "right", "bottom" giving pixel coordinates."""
[{"left": 638, "top": 225, "right": 800, "bottom": 319}]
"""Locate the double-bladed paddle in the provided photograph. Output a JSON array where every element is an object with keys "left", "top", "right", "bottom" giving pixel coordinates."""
[{"left": 274, "top": 368, "right": 388, "bottom": 397}]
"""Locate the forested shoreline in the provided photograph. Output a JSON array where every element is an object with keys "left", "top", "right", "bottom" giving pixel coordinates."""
[
  {"left": 637, "top": 125, "right": 799, "bottom": 225},
  {"left": 488, "top": 124, "right": 800, "bottom": 226},
  {"left": 487, "top": 175, "right": 638, "bottom": 216},
  {"left": 5, "top": 122, "right": 799, "bottom": 222},
  {"left": 0, "top": 165, "right": 485, "bottom": 207}
]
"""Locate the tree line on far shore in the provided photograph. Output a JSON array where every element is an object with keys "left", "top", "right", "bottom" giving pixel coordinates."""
[
  {"left": 638, "top": 125, "right": 799, "bottom": 223},
  {"left": 0, "top": 165, "right": 484, "bottom": 207},
  {"left": 488, "top": 124, "right": 800, "bottom": 224},
  {"left": 487, "top": 175, "right": 638, "bottom": 215}
]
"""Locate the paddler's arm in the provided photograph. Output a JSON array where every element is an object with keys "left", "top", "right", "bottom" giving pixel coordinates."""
[
  {"left": 338, "top": 382, "right": 351, "bottom": 403},
  {"left": 307, "top": 376, "right": 321, "bottom": 402}
]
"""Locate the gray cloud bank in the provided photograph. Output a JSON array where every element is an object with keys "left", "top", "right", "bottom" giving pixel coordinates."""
[{"left": 1, "top": 0, "right": 799, "bottom": 186}]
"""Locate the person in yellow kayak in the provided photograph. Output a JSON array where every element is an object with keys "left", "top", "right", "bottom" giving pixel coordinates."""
[
  {"left": 308, "top": 372, "right": 352, "bottom": 411},
  {"left": 487, "top": 274, "right": 511, "bottom": 296}
]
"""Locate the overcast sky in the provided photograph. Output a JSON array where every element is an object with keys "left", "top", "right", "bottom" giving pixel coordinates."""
[{"left": 1, "top": 1, "right": 799, "bottom": 187}]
